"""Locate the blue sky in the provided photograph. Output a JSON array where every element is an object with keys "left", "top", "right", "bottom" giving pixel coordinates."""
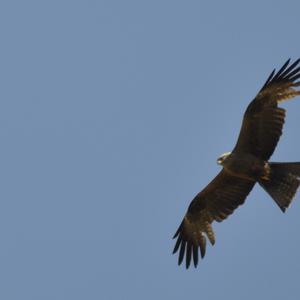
[{"left": 1, "top": 1, "right": 300, "bottom": 299}]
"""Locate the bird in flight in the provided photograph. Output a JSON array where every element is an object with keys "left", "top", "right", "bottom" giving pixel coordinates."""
[{"left": 173, "top": 58, "right": 300, "bottom": 269}]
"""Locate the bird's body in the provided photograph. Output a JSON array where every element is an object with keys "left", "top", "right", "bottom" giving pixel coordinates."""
[
  {"left": 219, "top": 152, "right": 269, "bottom": 181},
  {"left": 173, "top": 59, "right": 300, "bottom": 268}
]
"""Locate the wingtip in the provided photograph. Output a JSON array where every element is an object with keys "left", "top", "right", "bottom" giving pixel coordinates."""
[
  {"left": 193, "top": 260, "right": 198, "bottom": 268},
  {"left": 262, "top": 68, "right": 276, "bottom": 88},
  {"left": 261, "top": 58, "right": 300, "bottom": 90},
  {"left": 185, "top": 261, "right": 191, "bottom": 269},
  {"left": 294, "top": 58, "right": 300, "bottom": 65},
  {"left": 282, "top": 58, "right": 291, "bottom": 70},
  {"left": 178, "top": 241, "right": 186, "bottom": 265},
  {"left": 172, "top": 223, "right": 182, "bottom": 239}
]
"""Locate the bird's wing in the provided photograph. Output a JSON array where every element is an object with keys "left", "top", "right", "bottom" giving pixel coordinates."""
[
  {"left": 233, "top": 58, "right": 300, "bottom": 161},
  {"left": 173, "top": 169, "right": 255, "bottom": 268}
]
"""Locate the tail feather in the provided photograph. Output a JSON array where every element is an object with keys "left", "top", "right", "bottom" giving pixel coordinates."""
[{"left": 259, "top": 162, "right": 300, "bottom": 212}]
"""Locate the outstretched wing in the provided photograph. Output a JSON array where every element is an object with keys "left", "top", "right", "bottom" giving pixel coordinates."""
[
  {"left": 173, "top": 170, "right": 255, "bottom": 268},
  {"left": 233, "top": 58, "right": 300, "bottom": 161}
]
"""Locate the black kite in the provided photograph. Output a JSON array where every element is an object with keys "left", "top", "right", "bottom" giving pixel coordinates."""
[{"left": 173, "top": 59, "right": 300, "bottom": 268}]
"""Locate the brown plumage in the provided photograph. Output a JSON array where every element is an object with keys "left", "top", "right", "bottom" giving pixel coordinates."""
[{"left": 173, "top": 59, "right": 300, "bottom": 268}]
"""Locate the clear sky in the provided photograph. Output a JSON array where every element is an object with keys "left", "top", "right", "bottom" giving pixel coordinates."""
[{"left": 1, "top": 1, "right": 300, "bottom": 299}]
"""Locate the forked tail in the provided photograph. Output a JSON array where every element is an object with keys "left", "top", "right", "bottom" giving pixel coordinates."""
[{"left": 259, "top": 162, "right": 300, "bottom": 212}]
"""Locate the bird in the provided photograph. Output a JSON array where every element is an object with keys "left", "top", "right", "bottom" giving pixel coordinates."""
[{"left": 172, "top": 58, "right": 300, "bottom": 269}]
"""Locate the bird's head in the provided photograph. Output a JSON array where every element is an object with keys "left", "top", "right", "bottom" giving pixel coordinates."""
[{"left": 217, "top": 152, "right": 231, "bottom": 165}]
